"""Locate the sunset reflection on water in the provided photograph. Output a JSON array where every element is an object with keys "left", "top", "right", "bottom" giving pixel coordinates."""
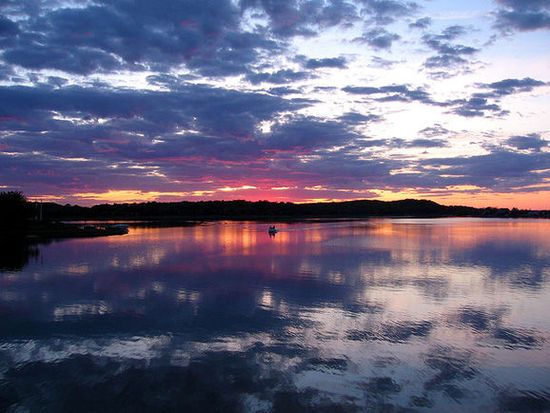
[{"left": 1, "top": 218, "right": 549, "bottom": 412}]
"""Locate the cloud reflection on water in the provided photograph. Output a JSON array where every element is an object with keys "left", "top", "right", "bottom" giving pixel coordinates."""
[{"left": 1, "top": 219, "right": 549, "bottom": 411}]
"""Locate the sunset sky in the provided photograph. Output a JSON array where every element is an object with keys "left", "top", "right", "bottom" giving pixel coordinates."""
[{"left": 0, "top": 0, "right": 549, "bottom": 208}]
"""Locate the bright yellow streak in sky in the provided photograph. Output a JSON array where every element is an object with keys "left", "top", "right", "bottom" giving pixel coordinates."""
[{"left": 54, "top": 186, "right": 550, "bottom": 210}]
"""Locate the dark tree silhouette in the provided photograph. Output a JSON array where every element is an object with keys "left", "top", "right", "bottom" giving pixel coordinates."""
[
  {"left": 36, "top": 198, "right": 548, "bottom": 220},
  {"left": 0, "top": 191, "right": 30, "bottom": 230}
]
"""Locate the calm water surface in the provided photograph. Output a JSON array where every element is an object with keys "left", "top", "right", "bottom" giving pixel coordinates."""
[{"left": 1, "top": 218, "right": 549, "bottom": 412}]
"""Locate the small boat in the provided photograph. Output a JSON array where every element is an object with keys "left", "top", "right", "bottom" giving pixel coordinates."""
[{"left": 268, "top": 225, "right": 278, "bottom": 234}]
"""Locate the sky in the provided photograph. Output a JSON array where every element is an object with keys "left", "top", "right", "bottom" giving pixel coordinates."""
[{"left": 0, "top": 0, "right": 549, "bottom": 209}]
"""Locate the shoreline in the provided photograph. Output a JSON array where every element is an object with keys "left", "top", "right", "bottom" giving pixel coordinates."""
[{"left": 2, "top": 214, "right": 549, "bottom": 242}]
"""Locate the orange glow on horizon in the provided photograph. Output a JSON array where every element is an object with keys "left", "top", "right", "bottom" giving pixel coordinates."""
[
  {"left": 370, "top": 189, "right": 550, "bottom": 210},
  {"left": 37, "top": 187, "right": 550, "bottom": 210}
]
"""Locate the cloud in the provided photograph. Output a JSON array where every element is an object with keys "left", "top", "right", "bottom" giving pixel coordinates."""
[
  {"left": 360, "top": 0, "right": 420, "bottom": 25},
  {"left": 418, "top": 124, "right": 455, "bottom": 138},
  {"left": 0, "top": 82, "right": 309, "bottom": 193},
  {"left": 303, "top": 56, "right": 347, "bottom": 69},
  {"left": 355, "top": 27, "right": 400, "bottom": 49},
  {"left": 494, "top": 0, "right": 550, "bottom": 31},
  {"left": 409, "top": 16, "right": 432, "bottom": 29},
  {"left": 338, "top": 111, "right": 382, "bottom": 124},
  {"left": 478, "top": 77, "right": 547, "bottom": 96},
  {"left": 420, "top": 149, "right": 550, "bottom": 190},
  {"left": 369, "top": 56, "right": 400, "bottom": 68},
  {"left": 246, "top": 69, "right": 311, "bottom": 84},
  {"left": 0, "top": 63, "right": 16, "bottom": 81},
  {"left": 449, "top": 95, "right": 507, "bottom": 117},
  {"left": 4, "top": 45, "right": 124, "bottom": 74},
  {"left": 0, "top": 82, "right": 406, "bottom": 196},
  {"left": 0, "top": 1, "right": 548, "bottom": 204},
  {"left": 506, "top": 133, "right": 548, "bottom": 152},
  {"left": 343, "top": 84, "right": 436, "bottom": 105},
  {"left": 421, "top": 25, "right": 479, "bottom": 77},
  {"left": 0, "top": 15, "right": 19, "bottom": 40},
  {"left": 381, "top": 137, "right": 449, "bottom": 149},
  {"left": 267, "top": 86, "right": 303, "bottom": 95},
  {"left": 287, "top": 151, "right": 398, "bottom": 188},
  {"left": 0, "top": 0, "right": 283, "bottom": 76},
  {"left": 264, "top": 116, "right": 358, "bottom": 150},
  {"left": 240, "top": 0, "right": 359, "bottom": 37},
  {"left": 404, "top": 138, "right": 448, "bottom": 148},
  {"left": 447, "top": 77, "right": 547, "bottom": 117}
]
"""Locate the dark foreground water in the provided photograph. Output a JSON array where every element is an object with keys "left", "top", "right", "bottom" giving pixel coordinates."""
[{"left": 1, "top": 219, "right": 549, "bottom": 412}]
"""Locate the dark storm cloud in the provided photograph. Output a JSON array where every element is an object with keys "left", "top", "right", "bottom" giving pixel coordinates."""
[
  {"left": 494, "top": 0, "right": 550, "bottom": 31},
  {"left": 303, "top": 56, "right": 348, "bottom": 69},
  {"left": 506, "top": 133, "right": 548, "bottom": 152}
]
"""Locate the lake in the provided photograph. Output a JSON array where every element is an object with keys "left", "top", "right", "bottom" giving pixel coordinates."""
[{"left": 1, "top": 218, "right": 549, "bottom": 412}]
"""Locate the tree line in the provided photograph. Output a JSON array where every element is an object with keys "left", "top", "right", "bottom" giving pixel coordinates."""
[{"left": 1, "top": 192, "right": 547, "bottom": 223}]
